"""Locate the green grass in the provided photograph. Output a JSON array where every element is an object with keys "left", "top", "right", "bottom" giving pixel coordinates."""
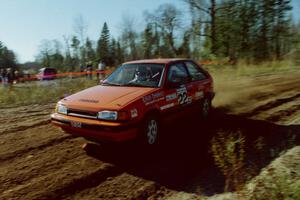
[
  {"left": 239, "top": 147, "right": 300, "bottom": 200},
  {"left": 204, "top": 60, "right": 300, "bottom": 79},
  {"left": 0, "top": 78, "right": 98, "bottom": 107}
]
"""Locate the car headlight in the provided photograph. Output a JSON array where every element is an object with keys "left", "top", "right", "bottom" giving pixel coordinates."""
[
  {"left": 57, "top": 104, "right": 68, "bottom": 115},
  {"left": 98, "top": 111, "right": 118, "bottom": 120}
]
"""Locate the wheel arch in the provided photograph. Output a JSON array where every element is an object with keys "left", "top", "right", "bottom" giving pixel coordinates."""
[
  {"left": 205, "top": 91, "right": 215, "bottom": 101},
  {"left": 143, "top": 108, "right": 161, "bottom": 121}
]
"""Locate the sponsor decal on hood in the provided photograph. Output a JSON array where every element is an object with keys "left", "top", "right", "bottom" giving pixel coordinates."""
[{"left": 79, "top": 99, "right": 99, "bottom": 103}]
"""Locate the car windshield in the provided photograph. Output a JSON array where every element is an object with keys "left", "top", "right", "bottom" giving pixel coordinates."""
[{"left": 103, "top": 63, "right": 164, "bottom": 87}]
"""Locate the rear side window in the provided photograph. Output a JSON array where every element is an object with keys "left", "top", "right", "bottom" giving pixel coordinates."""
[
  {"left": 167, "top": 63, "right": 189, "bottom": 84},
  {"left": 185, "top": 61, "right": 207, "bottom": 81}
]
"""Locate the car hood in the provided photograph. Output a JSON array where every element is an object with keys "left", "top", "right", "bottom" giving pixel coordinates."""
[{"left": 60, "top": 85, "right": 158, "bottom": 111}]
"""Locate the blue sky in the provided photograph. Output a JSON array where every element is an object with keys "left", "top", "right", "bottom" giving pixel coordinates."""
[{"left": 0, "top": 0, "right": 299, "bottom": 63}]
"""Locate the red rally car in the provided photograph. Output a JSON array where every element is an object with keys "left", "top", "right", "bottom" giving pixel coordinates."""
[{"left": 51, "top": 59, "right": 215, "bottom": 145}]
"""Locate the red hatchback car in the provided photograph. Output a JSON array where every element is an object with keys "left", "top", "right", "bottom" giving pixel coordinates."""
[
  {"left": 37, "top": 68, "right": 57, "bottom": 80},
  {"left": 51, "top": 59, "right": 214, "bottom": 145}
]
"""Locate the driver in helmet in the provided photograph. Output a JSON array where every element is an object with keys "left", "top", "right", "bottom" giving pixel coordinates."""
[{"left": 130, "top": 66, "right": 152, "bottom": 83}]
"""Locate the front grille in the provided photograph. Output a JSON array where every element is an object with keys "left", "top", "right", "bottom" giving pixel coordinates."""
[{"left": 67, "top": 109, "right": 98, "bottom": 119}]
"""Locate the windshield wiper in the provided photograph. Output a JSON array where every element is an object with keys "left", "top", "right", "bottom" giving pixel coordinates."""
[
  {"left": 123, "top": 82, "right": 143, "bottom": 87},
  {"left": 123, "top": 82, "right": 154, "bottom": 88},
  {"left": 102, "top": 82, "right": 122, "bottom": 86}
]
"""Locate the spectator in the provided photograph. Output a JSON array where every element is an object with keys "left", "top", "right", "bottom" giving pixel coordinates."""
[
  {"left": 2, "top": 68, "right": 8, "bottom": 88},
  {"left": 86, "top": 62, "right": 93, "bottom": 80},
  {"left": 14, "top": 70, "right": 19, "bottom": 83},
  {"left": 7, "top": 68, "right": 13, "bottom": 84},
  {"left": 97, "top": 61, "right": 106, "bottom": 80},
  {"left": 5, "top": 68, "right": 15, "bottom": 91},
  {"left": 80, "top": 65, "right": 85, "bottom": 77},
  {"left": 80, "top": 65, "right": 85, "bottom": 72},
  {"left": 0, "top": 68, "right": 3, "bottom": 84}
]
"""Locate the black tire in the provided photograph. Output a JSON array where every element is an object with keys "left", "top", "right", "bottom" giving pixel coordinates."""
[
  {"left": 138, "top": 114, "right": 160, "bottom": 146},
  {"left": 201, "top": 97, "right": 211, "bottom": 118}
]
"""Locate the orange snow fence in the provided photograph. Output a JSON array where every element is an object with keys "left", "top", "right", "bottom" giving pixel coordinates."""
[
  {"left": 17, "top": 61, "right": 222, "bottom": 83},
  {"left": 18, "top": 70, "right": 112, "bottom": 82}
]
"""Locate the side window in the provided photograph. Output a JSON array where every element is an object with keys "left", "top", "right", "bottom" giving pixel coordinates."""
[
  {"left": 185, "top": 62, "right": 207, "bottom": 81},
  {"left": 167, "top": 63, "right": 189, "bottom": 84}
]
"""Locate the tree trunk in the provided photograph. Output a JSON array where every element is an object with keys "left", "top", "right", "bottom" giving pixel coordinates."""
[{"left": 211, "top": 0, "right": 217, "bottom": 55}]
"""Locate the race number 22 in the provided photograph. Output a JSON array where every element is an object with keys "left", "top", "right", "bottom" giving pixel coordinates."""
[{"left": 177, "top": 87, "right": 188, "bottom": 105}]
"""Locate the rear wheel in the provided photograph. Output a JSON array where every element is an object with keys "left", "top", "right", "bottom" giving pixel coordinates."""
[{"left": 201, "top": 97, "right": 211, "bottom": 118}]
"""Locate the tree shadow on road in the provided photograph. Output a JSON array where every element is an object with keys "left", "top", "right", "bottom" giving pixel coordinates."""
[{"left": 84, "top": 108, "right": 300, "bottom": 196}]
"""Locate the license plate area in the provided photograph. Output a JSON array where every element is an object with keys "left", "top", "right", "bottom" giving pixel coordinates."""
[{"left": 70, "top": 121, "right": 82, "bottom": 128}]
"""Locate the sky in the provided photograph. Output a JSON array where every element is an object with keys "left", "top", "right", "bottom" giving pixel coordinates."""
[{"left": 0, "top": 0, "right": 299, "bottom": 63}]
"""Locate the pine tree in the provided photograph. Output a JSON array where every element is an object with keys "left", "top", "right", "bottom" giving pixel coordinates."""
[
  {"left": 238, "top": 0, "right": 258, "bottom": 60},
  {"left": 254, "top": 0, "right": 274, "bottom": 60},
  {"left": 178, "top": 31, "right": 191, "bottom": 58},
  {"left": 116, "top": 40, "right": 125, "bottom": 65},
  {"left": 0, "top": 41, "right": 17, "bottom": 69},
  {"left": 85, "top": 38, "right": 95, "bottom": 63},
  {"left": 272, "top": 0, "right": 292, "bottom": 59},
  {"left": 108, "top": 38, "right": 117, "bottom": 66},
  {"left": 0, "top": 41, "right": 3, "bottom": 67},
  {"left": 215, "top": 0, "right": 244, "bottom": 62},
  {"left": 128, "top": 31, "right": 138, "bottom": 60},
  {"left": 71, "top": 36, "right": 80, "bottom": 66},
  {"left": 97, "top": 22, "right": 110, "bottom": 65},
  {"left": 153, "top": 23, "right": 161, "bottom": 58},
  {"left": 142, "top": 23, "right": 154, "bottom": 59}
]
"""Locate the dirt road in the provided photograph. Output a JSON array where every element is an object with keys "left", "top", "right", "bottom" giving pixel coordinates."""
[{"left": 0, "top": 71, "right": 300, "bottom": 200}]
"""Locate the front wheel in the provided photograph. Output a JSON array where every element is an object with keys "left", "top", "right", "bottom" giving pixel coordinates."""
[{"left": 139, "top": 115, "right": 159, "bottom": 146}]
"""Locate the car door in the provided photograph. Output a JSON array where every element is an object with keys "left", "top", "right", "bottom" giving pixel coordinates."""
[
  {"left": 161, "top": 62, "right": 193, "bottom": 120},
  {"left": 184, "top": 61, "right": 210, "bottom": 104}
]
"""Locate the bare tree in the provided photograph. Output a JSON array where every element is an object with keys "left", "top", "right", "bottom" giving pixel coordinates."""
[
  {"left": 184, "top": 0, "right": 217, "bottom": 55},
  {"left": 145, "top": 4, "right": 182, "bottom": 55},
  {"left": 37, "top": 40, "right": 53, "bottom": 67},
  {"left": 119, "top": 14, "right": 139, "bottom": 60},
  {"left": 73, "top": 15, "right": 89, "bottom": 64},
  {"left": 52, "top": 39, "right": 63, "bottom": 55},
  {"left": 62, "top": 35, "right": 71, "bottom": 58},
  {"left": 73, "top": 14, "right": 88, "bottom": 45}
]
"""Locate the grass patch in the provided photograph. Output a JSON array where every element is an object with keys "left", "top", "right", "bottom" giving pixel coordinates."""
[
  {"left": 0, "top": 78, "right": 98, "bottom": 107},
  {"left": 239, "top": 147, "right": 300, "bottom": 200},
  {"left": 210, "top": 130, "right": 299, "bottom": 200},
  {"left": 203, "top": 60, "right": 300, "bottom": 79},
  {"left": 210, "top": 130, "right": 249, "bottom": 192}
]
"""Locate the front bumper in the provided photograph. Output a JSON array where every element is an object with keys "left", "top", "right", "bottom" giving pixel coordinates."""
[{"left": 51, "top": 113, "right": 138, "bottom": 143}]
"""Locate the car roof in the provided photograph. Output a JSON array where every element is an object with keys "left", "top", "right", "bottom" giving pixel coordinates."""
[{"left": 123, "top": 58, "right": 190, "bottom": 65}]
